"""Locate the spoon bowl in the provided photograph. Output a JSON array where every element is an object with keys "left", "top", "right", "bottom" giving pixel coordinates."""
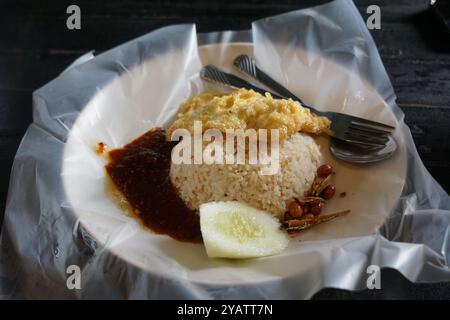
[{"left": 330, "top": 135, "right": 397, "bottom": 164}]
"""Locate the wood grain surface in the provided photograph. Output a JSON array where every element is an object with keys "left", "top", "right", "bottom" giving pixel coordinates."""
[{"left": 0, "top": 0, "right": 449, "bottom": 299}]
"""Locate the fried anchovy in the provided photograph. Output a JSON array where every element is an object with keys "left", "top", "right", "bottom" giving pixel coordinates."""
[
  {"left": 296, "top": 196, "right": 326, "bottom": 204},
  {"left": 284, "top": 210, "right": 350, "bottom": 234}
]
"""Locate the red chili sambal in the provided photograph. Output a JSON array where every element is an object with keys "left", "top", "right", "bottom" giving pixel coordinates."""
[{"left": 105, "top": 128, "right": 202, "bottom": 243}]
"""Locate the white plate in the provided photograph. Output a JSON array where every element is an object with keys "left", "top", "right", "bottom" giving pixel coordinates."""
[{"left": 62, "top": 43, "right": 406, "bottom": 285}]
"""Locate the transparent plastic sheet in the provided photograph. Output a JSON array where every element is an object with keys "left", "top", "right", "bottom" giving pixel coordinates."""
[{"left": 1, "top": 0, "right": 449, "bottom": 299}]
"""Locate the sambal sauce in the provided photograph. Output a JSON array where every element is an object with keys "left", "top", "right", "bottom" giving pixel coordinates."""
[{"left": 105, "top": 128, "right": 202, "bottom": 243}]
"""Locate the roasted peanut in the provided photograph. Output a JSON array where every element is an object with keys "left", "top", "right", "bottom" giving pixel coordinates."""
[
  {"left": 284, "top": 211, "right": 293, "bottom": 221},
  {"left": 310, "top": 202, "right": 323, "bottom": 216},
  {"left": 289, "top": 201, "right": 303, "bottom": 218},
  {"left": 321, "top": 184, "right": 335, "bottom": 200},
  {"left": 317, "top": 164, "right": 333, "bottom": 177}
]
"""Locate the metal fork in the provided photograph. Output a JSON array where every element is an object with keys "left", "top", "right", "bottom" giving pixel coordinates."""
[
  {"left": 200, "top": 64, "right": 391, "bottom": 147},
  {"left": 229, "top": 55, "right": 395, "bottom": 147}
]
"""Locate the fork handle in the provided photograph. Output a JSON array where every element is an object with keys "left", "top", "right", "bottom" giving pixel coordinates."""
[{"left": 234, "top": 55, "right": 325, "bottom": 116}]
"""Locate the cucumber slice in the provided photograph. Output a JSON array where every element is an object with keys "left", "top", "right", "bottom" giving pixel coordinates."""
[{"left": 200, "top": 201, "right": 289, "bottom": 259}]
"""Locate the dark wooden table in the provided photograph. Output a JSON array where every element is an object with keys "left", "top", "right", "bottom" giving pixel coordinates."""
[{"left": 1, "top": 0, "right": 449, "bottom": 299}]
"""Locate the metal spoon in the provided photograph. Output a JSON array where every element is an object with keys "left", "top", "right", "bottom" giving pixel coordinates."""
[{"left": 330, "top": 135, "right": 397, "bottom": 163}]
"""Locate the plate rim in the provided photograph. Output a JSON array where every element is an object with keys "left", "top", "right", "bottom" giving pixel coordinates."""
[{"left": 61, "top": 42, "right": 407, "bottom": 287}]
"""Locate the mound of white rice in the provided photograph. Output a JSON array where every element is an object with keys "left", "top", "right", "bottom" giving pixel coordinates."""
[{"left": 170, "top": 132, "right": 322, "bottom": 218}]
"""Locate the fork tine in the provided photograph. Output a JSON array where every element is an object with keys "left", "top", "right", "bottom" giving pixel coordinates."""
[
  {"left": 345, "top": 130, "right": 389, "bottom": 144},
  {"left": 340, "top": 137, "right": 386, "bottom": 148},
  {"left": 331, "top": 137, "right": 386, "bottom": 152},
  {"left": 348, "top": 125, "right": 391, "bottom": 139},
  {"left": 343, "top": 132, "right": 387, "bottom": 147},
  {"left": 349, "top": 117, "right": 395, "bottom": 130},
  {"left": 349, "top": 122, "right": 392, "bottom": 135}
]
